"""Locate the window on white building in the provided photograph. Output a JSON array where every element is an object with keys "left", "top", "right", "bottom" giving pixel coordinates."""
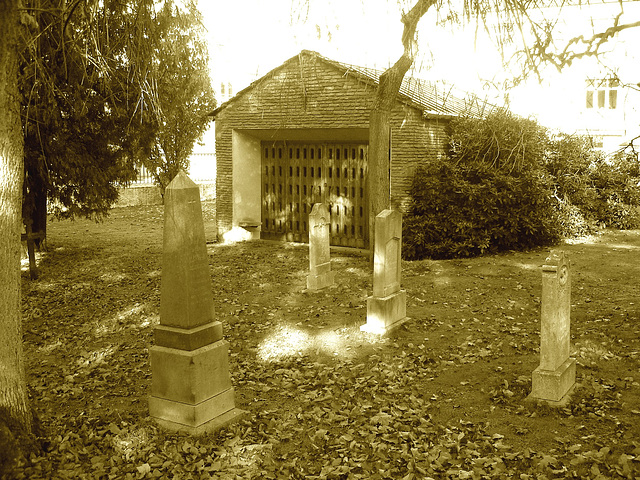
[{"left": 586, "top": 78, "right": 618, "bottom": 109}]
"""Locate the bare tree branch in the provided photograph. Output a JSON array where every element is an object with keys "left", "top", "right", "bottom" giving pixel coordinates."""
[
  {"left": 373, "top": 0, "right": 436, "bottom": 112},
  {"left": 533, "top": 13, "right": 640, "bottom": 70},
  {"left": 616, "top": 133, "right": 640, "bottom": 157}
]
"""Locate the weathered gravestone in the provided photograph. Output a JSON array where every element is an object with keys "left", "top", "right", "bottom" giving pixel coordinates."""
[
  {"left": 361, "top": 209, "right": 407, "bottom": 334},
  {"left": 528, "top": 250, "right": 576, "bottom": 405},
  {"left": 149, "top": 171, "right": 245, "bottom": 434},
  {"left": 307, "top": 203, "right": 335, "bottom": 290}
]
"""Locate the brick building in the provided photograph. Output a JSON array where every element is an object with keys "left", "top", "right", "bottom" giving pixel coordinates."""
[{"left": 211, "top": 50, "right": 486, "bottom": 248}]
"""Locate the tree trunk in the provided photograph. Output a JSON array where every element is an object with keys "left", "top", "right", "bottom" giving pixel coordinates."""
[
  {"left": 368, "top": 109, "right": 392, "bottom": 242},
  {"left": 24, "top": 166, "right": 48, "bottom": 249},
  {"left": 0, "top": 0, "right": 32, "bottom": 442},
  {"left": 367, "top": 0, "right": 435, "bottom": 253}
]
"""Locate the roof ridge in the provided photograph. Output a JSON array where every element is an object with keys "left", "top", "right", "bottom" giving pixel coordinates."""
[
  {"left": 210, "top": 49, "right": 495, "bottom": 118},
  {"left": 304, "top": 50, "right": 494, "bottom": 117}
]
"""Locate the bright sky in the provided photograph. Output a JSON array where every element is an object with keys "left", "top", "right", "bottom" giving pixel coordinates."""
[
  {"left": 202, "top": 0, "right": 399, "bottom": 88},
  {"left": 199, "top": 0, "right": 506, "bottom": 95}
]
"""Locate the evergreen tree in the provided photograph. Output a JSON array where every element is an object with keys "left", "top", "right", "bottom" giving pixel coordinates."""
[
  {"left": 142, "top": 0, "right": 215, "bottom": 193},
  {"left": 19, "top": 0, "right": 214, "bottom": 236}
]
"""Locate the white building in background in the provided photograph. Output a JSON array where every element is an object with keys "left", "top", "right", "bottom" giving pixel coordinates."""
[
  {"left": 507, "top": 0, "right": 640, "bottom": 154},
  {"left": 185, "top": 79, "right": 237, "bottom": 185}
]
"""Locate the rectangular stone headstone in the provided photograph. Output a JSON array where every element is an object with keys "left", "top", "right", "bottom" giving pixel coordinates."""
[
  {"left": 307, "top": 203, "right": 335, "bottom": 290},
  {"left": 150, "top": 170, "right": 245, "bottom": 434},
  {"left": 529, "top": 250, "right": 576, "bottom": 404},
  {"left": 540, "top": 251, "right": 571, "bottom": 370},
  {"left": 372, "top": 210, "right": 402, "bottom": 298},
  {"left": 361, "top": 209, "right": 407, "bottom": 334}
]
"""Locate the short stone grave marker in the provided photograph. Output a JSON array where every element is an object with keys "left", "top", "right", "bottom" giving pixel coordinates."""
[
  {"left": 361, "top": 209, "right": 407, "bottom": 334},
  {"left": 307, "top": 203, "right": 335, "bottom": 290},
  {"left": 528, "top": 250, "right": 576, "bottom": 405},
  {"left": 149, "top": 170, "right": 245, "bottom": 434}
]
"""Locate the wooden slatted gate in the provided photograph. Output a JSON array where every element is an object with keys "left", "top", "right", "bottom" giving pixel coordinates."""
[{"left": 261, "top": 141, "right": 368, "bottom": 248}]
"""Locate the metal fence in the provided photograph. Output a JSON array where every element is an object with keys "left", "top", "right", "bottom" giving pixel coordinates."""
[{"left": 132, "top": 164, "right": 157, "bottom": 184}]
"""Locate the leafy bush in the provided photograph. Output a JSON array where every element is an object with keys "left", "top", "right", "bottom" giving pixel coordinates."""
[
  {"left": 554, "top": 199, "right": 594, "bottom": 238},
  {"left": 403, "top": 109, "right": 640, "bottom": 260},
  {"left": 545, "top": 137, "right": 640, "bottom": 229},
  {"left": 545, "top": 134, "right": 599, "bottom": 211},
  {"left": 403, "top": 110, "right": 561, "bottom": 260},
  {"left": 587, "top": 152, "right": 640, "bottom": 228}
]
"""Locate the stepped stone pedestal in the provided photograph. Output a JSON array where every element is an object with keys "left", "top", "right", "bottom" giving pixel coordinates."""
[
  {"left": 361, "top": 209, "right": 407, "bottom": 334},
  {"left": 307, "top": 203, "right": 335, "bottom": 291},
  {"left": 149, "top": 171, "right": 245, "bottom": 434},
  {"left": 528, "top": 250, "right": 576, "bottom": 406}
]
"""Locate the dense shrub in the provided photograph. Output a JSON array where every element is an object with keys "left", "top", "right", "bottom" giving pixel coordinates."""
[
  {"left": 553, "top": 199, "right": 593, "bottom": 238},
  {"left": 587, "top": 152, "right": 640, "bottom": 228},
  {"left": 545, "top": 136, "right": 640, "bottom": 229},
  {"left": 403, "top": 110, "right": 561, "bottom": 260},
  {"left": 545, "top": 134, "right": 599, "bottom": 210},
  {"left": 403, "top": 108, "right": 640, "bottom": 260}
]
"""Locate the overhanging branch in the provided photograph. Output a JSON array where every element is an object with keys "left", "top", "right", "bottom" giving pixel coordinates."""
[
  {"left": 536, "top": 16, "right": 640, "bottom": 70},
  {"left": 373, "top": 0, "right": 436, "bottom": 111}
]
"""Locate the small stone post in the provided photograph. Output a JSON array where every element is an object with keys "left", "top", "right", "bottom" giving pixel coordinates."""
[
  {"left": 528, "top": 250, "right": 576, "bottom": 405},
  {"left": 361, "top": 209, "right": 407, "bottom": 334},
  {"left": 307, "top": 203, "right": 335, "bottom": 290},
  {"left": 149, "top": 171, "right": 245, "bottom": 434}
]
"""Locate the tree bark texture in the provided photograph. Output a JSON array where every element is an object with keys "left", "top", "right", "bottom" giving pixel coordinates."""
[
  {"left": 368, "top": 0, "right": 436, "bottom": 252},
  {"left": 0, "top": 0, "right": 32, "bottom": 434},
  {"left": 24, "top": 163, "right": 48, "bottom": 248}
]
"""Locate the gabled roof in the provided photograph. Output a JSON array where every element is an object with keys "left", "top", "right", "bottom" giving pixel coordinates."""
[
  {"left": 331, "top": 56, "right": 494, "bottom": 118},
  {"left": 210, "top": 50, "right": 494, "bottom": 119}
]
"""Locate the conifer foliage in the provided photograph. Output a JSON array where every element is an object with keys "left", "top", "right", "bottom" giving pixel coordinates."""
[
  {"left": 140, "top": 0, "right": 215, "bottom": 193},
  {"left": 19, "top": 0, "right": 214, "bottom": 226}
]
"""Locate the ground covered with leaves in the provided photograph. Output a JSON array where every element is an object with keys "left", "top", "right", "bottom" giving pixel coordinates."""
[{"left": 11, "top": 203, "right": 640, "bottom": 479}]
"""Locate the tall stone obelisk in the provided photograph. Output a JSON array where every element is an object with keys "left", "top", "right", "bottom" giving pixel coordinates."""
[{"left": 149, "top": 171, "right": 245, "bottom": 434}]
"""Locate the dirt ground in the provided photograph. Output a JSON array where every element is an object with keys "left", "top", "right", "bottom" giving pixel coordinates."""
[{"left": 14, "top": 203, "right": 640, "bottom": 479}]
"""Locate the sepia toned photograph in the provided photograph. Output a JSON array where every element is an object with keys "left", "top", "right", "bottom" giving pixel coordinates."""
[{"left": 1, "top": 0, "right": 639, "bottom": 478}]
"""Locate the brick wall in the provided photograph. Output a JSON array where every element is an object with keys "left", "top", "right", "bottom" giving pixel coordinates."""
[{"left": 214, "top": 52, "right": 450, "bottom": 237}]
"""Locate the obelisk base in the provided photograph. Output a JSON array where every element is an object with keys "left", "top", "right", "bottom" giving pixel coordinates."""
[
  {"left": 150, "top": 390, "right": 246, "bottom": 435},
  {"left": 149, "top": 340, "right": 245, "bottom": 434},
  {"left": 361, "top": 290, "right": 407, "bottom": 334},
  {"left": 528, "top": 357, "right": 576, "bottom": 406}
]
